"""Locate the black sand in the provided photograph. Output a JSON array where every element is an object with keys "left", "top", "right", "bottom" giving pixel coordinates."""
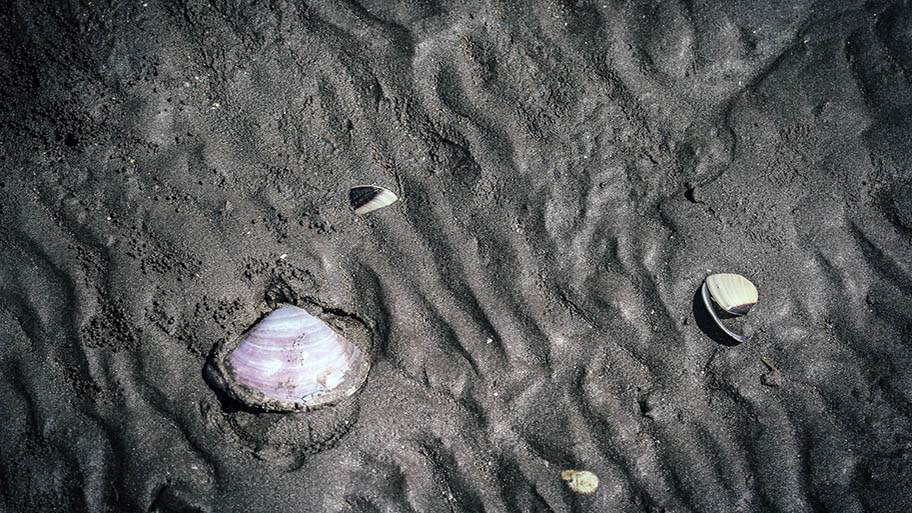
[{"left": 1, "top": 1, "right": 911, "bottom": 512}]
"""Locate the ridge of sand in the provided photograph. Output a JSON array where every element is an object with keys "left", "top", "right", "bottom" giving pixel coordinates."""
[{"left": 0, "top": 1, "right": 910, "bottom": 512}]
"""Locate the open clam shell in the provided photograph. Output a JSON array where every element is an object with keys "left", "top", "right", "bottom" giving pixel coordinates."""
[
  {"left": 206, "top": 305, "right": 370, "bottom": 412},
  {"left": 349, "top": 185, "right": 398, "bottom": 215},
  {"left": 701, "top": 273, "right": 758, "bottom": 343}
]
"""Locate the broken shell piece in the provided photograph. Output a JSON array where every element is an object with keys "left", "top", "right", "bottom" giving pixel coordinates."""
[
  {"left": 349, "top": 185, "right": 398, "bottom": 215},
  {"left": 702, "top": 273, "right": 758, "bottom": 343},
  {"left": 561, "top": 470, "right": 599, "bottom": 494}
]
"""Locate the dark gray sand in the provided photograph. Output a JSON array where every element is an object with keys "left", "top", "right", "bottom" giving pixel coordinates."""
[{"left": 1, "top": 1, "right": 911, "bottom": 512}]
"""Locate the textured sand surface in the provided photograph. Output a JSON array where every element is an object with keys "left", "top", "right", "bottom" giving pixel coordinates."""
[{"left": 1, "top": 1, "right": 911, "bottom": 512}]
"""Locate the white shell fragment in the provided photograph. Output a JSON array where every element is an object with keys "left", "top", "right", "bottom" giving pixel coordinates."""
[
  {"left": 561, "top": 470, "right": 599, "bottom": 494},
  {"left": 702, "top": 273, "right": 758, "bottom": 343},
  {"left": 349, "top": 185, "right": 398, "bottom": 215}
]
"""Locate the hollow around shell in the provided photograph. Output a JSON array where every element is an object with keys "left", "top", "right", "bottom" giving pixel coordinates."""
[{"left": 206, "top": 305, "right": 371, "bottom": 412}]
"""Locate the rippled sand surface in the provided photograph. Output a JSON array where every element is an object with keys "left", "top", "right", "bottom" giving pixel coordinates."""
[{"left": 1, "top": 2, "right": 910, "bottom": 511}]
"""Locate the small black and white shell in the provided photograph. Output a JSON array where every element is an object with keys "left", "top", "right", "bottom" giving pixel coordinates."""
[{"left": 349, "top": 185, "right": 398, "bottom": 215}]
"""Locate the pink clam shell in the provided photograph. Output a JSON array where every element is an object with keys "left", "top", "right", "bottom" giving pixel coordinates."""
[{"left": 207, "top": 305, "right": 370, "bottom": 411}]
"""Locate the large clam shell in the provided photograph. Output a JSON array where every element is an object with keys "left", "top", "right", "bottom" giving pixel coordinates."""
[
  {"left": 701, "top": 273, "right": 758, "bottom": 343},
  {"left": 206, "top": 305, "right": 370, "bottom": 412}
]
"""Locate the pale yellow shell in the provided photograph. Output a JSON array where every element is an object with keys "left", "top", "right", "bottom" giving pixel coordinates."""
[
  {"left": 560, "top": 469, "right": 599, "bottom": 494},
  {"left": 705, "top": 273, "right": 757, "bottom": 315}
]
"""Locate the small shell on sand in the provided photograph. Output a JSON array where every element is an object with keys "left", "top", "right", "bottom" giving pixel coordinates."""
[
  {"left": 349, "top": 185, "right": 398, "bottom": 214},
  {"left": 704, "top": 273, "right": 758, "bottom": 315},
  {"left": 701, "top": 273, "right": 758, "bottom": 344},
  {"left": 560, "top": 469, "right": 599, "bottom": 494}
]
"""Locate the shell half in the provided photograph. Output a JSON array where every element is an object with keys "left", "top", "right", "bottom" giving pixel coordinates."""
[
  {"left": 206, "top": 305, "right": 370, "bottom": 412},
  {"left": 701, "top": 273, "right": 758, "bottom": 344},
  {"left": 349, "top": 185, "right": 398, "bottom": 215},
  {"left": 705, "top": 273, "right": 758, "bottom": 315}
]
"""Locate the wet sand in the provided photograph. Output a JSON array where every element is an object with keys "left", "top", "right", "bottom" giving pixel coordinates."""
[{"left": 1, "top": 1, "right": 911, "bottom": 511}]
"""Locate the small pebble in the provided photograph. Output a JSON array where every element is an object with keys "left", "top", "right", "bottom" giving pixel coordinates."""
[{"left": 561, "top": 469, "right": 599, "bottom": 494}]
